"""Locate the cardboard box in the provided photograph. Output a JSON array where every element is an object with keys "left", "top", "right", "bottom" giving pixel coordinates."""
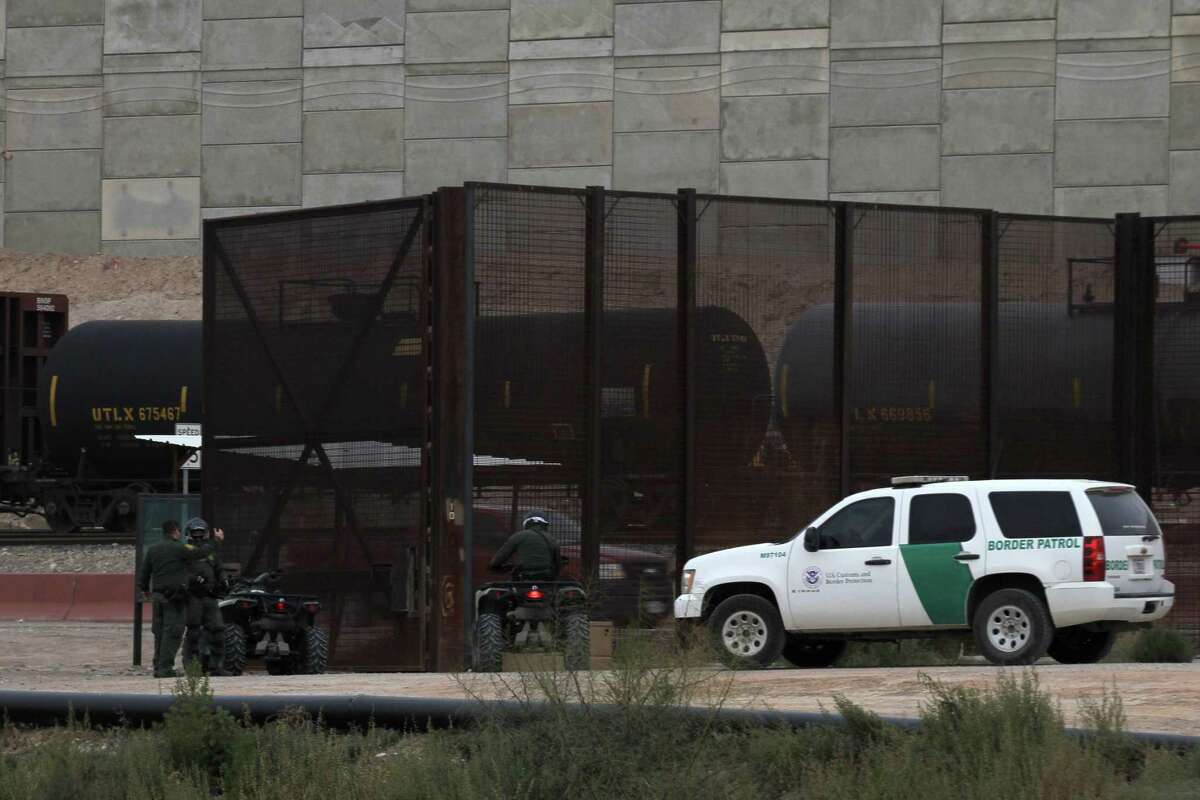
[
  {"left": 590, "top": 621, "right": 614, "bottom": 657},
  {"left": 501, "top": 652, "right": 564, "bottom": 672}
]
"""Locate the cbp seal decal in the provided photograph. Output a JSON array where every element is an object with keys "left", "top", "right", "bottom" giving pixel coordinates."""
[{"left": 803, "top": 566, "right": 824, "bottom": 589}]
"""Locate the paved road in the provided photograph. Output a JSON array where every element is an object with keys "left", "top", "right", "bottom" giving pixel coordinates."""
[{"left": 1, "top": 622, "right": 1196, "bottom": 735}]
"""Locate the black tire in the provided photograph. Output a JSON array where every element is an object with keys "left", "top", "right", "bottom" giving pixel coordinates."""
[
  {"left": 295, "top": 627, "right": 330, "bottom": 675},
  {"left": 563, "top": 611, "right": 590, "bottom": 671},
  {"left": 972, "top": 588, "right": 1054, "bottom": 666},
  {"left": 475, "top": 612, "right": 505, "bottom": 672},
  {"left": 1048, "top": 626, "right": 1116, "bottom": 664},
  {"left": 781, "top": 636, "right": 847, "bottom": 668},
  {"left": 708, "top": 594, "right": 785, "bottom": 669},
  {"left": 221, "top": 625, "right": 247, "bottom": 676}
]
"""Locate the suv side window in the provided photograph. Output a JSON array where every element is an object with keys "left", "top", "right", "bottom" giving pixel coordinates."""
[
  {"left": 908, "top": 494, "right": 976, "bottom": 545},
  {"left": 988, "top": 491, "right": 1082, "bottom": 539},
  {"left": 819, "top": 497, "right": 895, "bottom": 550}
]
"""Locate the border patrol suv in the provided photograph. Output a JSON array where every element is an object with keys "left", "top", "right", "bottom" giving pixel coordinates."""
[{"left": 675, "top": 477, "right": 1174, "bottom": 667}]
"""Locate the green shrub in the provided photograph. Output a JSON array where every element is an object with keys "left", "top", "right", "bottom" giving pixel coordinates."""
[
  {"left": 162, "top": 661, "right": 250, "bottom": 791},
  {"left": 1128, "top": 628, "right": 1196, "bottom": 663}
]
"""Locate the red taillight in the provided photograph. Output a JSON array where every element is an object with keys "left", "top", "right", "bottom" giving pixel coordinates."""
[
  {"left": 302, "top": 601, "right": 320, "bottom": 613},
  {"left": 238, "top": 599, "right": 256, "bottom": 610},
  {"left": 525, "top": 589, "right": 544, "bottom": 600},
  {"left": 1083, "top": 535, "right": 1106, "bottom": 582},
  {"left": 274, "top": 600, "right": 288, "bottom": 612}
]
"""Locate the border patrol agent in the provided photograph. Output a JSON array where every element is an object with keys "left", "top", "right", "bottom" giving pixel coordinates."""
[
  {"left": 183, "top": 517, "right": 227, "bottom": 675},
  {"left": 138, "top": 520, "right": 193, "bottom": 678},
  {"left": 489, "top": 514, "right": 562, "bottom": 581}
]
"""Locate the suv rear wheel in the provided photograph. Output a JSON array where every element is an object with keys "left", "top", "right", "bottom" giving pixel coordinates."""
[
  {"left": 708, "top": 594, "right": 785, "bottom": 669},
  {"left": 1047, "top": 626, "right": 1115, "bottom": 664},
  {"left": 972, "top": 588, "right": 1053, "bottom": 666}
]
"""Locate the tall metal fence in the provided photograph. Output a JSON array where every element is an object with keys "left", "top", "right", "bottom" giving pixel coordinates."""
[{"left": 205, "top": 185, "right": 1200, "bottom": 669}]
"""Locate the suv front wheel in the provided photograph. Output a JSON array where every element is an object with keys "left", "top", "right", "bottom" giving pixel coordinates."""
[
  {"left": 708, "top": 594, "right": 785, "bottom": 668},
  {"left": 972, "top": 588, "right": 1054, "bottom": 666}
]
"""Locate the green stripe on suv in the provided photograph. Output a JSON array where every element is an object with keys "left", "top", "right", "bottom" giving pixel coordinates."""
[{"left": 899, "top": 543, "right": 974, "bottom": 625}]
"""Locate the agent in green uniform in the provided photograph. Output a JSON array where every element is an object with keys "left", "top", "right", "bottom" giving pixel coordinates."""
[
  {"left": 488, "top": 514, "right": 562, "bottom": 581},
  {"left": 183, "top": 517, "right": 227, "bottom": 675},
  {"left": 138, "top": 519, "right": 194, "bottom": 678}
]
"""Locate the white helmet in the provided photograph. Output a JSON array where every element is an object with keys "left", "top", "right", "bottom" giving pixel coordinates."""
[{"left": 523, "top": 515, "right": 549, "bottom": 531}]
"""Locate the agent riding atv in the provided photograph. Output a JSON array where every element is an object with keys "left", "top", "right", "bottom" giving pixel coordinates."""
[{"left": 473, "top": 514, "right": 590, "bottom": 671}]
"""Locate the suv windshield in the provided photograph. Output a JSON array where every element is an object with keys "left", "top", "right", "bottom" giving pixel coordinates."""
[{"left": 1086, "top": 488, "right": 1161, "bottom": 537}]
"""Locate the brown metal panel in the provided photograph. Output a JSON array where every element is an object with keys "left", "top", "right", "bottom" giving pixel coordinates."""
[{"left": 431, "top": 187, "right": 472, "bottom": 672}]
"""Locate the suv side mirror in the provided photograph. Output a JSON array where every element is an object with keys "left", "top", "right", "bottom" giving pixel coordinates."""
[{"left": 803, "top": 527, "right": 820, "bottom": 552}]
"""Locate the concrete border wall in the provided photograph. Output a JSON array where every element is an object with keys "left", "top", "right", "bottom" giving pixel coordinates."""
[{"left": 3, "top": 1, "right": 1200, "bottom": 254}]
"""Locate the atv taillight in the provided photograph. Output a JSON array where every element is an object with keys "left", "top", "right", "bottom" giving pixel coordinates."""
[
  {"left": 273, "top": 600, "right": 288, "bottom": 612},
  {"left": 525, "top": 589, "right": 544, "bottom": 600},
  {"left": 303, "top": 601, "right": 320, "bottom": 613},
  {"left": 1083, "top": 535, "right": 1106, "bottom": 582},
  {"left": 238, "top": 600, "right": 256, "bottom": 610}
]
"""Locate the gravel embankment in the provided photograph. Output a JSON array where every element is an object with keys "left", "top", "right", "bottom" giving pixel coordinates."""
[{"left": 0, "top": 545, "right": 135, "bottom": 574}]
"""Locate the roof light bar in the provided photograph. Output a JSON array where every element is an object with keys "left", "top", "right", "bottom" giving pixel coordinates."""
[{"left": 890, "top": 475, "right": 969, "bottom": 487}]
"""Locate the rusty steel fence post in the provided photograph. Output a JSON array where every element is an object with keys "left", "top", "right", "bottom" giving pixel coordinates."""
[
  {"left": 677, "top": 188, "right": 697, "bottom": 570},
  {"left": 981, "top": 211, "right": 1000, "bottom": 479},
  {"left": 834, "top": 203, "right": 853, "bottom": 497},
  {"left": 1114, "top": 213, "right": 1157, "bottom": 502},
  {"left": 583, "top": 186, "right": 605, "bottom": 585},
  {"left": 432, "top": 186, "right": 474, "bottom": 671}
]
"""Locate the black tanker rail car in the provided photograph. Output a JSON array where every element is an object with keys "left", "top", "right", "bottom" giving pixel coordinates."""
[
  {"left": 211, "top": 304, "right": 773, "bottom": 479},
  {"left": 775, "top": 301, "right": 1200, "bottom": 484},
  {"left": 0, "top": 320, "right": 201, "bottom": 532}
]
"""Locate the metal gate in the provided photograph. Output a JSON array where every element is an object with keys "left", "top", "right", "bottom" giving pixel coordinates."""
[{"left": 203, "top": 199, "right": 433, "bottom": 670}]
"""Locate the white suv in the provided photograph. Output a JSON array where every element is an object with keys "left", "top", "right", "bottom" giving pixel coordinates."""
[{"left": 675, "top": 478, "right": 1175, "bottom": 667}]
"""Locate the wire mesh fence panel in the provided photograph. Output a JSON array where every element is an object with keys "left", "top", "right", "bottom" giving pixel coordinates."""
[
  {"left": 205, "top": 200, "right": 429, "bottom": 669},
  {"left": 1148, "top": 218, "right": 1200, "bottom": 643},
  {"left": 846, "top": 206, "right": 985, "bottom": 490},
  {"left": 994, "top": 217, "right": 1117, "bottom": 480},
  {"left": 694, "top": 196, "right": 838, "bottom": 553},
  {"left": 469, "top": 185, "right": 590, "bottom": 606},
  {"left": 597, "top": 191, "right": 681, "bottom": 625}
]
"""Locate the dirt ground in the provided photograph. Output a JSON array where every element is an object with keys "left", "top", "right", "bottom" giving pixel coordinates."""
[
  {"left": 0, "top": 622, "right": 1196, "bottom": 736},
  {"left": 0, "top": 249, "right": 200, "bottom": 326}
]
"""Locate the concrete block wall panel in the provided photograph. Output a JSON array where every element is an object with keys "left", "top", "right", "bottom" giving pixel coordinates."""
[
  {"left": 103, "top": 115, "right": 200, "bottom": 177},
  {"left": 102, "top": 239, "right": 200, "bottom": 256},
  {"left": 1058, "top": 0, "right": 1171, "bottom": 41},
  {"left": 511, "top": 0, "right": 612, "bottom": 41},
  {"left": 830, "top": 125, "right": 940, "bottom": 192},
  {"left": 105, "top": 0, "right": 200, "bottom": 54},
  {"left": 202, "top": 79, "right": 303, "bottom": 144},
  {"left": 10, "top": 0, "right": 1200, "bottom": 249},
  {"left": 100, "top": 176, "right": 200, "bottom": 239},
  {"left": 404, "top": 72, "right": 506, "bottom": 139},
  {"left": 614, "top": 65, "right": 719, "bottom": 132},
  {"left": 508, "top": 102, "right": 612, "bottom": 168},
  {"left": 201, "top": 143, "right": 302, "bottom": 207}
]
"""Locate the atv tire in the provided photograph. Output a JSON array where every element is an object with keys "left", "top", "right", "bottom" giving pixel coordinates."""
[
  {"left": 296, "top": 627, "right": 330, "bottom": 675},
  {"left": 223, "top": 625, "right": 248, "bottom": 676},
  {"left": 563, "top": 611, "right": 591, "bottom": 671},
  {"left": 476, "top": 612, "right": 505, "bottom": 672}
]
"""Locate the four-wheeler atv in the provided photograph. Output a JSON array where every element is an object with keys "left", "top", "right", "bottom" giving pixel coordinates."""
[
  {"left": 219, "top": 571, "right": 330, "bottom": 676},
  {"left": 473, "top": 578, "right": 590, "bottom": 672}
]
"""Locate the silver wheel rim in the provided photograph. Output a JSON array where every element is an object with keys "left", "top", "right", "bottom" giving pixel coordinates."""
[
  {"left": 722, "top": 610, "right": 768, "bottom": 658},
  {"left": 987, "top": 604, "right": 1032, "bottom": 653}
]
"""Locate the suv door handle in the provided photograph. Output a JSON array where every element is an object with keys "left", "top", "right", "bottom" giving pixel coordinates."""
[
  {"left": 953, "top": 553, "right": 980, "bottom": 562},
  {"left": 864, "top": 557, "right": 892, "bottom": 566}
]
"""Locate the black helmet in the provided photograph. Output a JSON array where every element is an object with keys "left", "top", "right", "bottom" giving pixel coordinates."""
[
  {"left": 522, "top": 514, "right": 549, "bottom": 531},
  {"left": 184, "top": 517, "right": 209, "bottom": 539}
]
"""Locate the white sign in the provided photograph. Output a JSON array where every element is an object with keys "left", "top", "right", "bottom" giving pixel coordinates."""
[
  {"left": 175, "top": 423, "right": 202, "bottom": 437},
  {"left": 182, "top": 450, "right": 202, "bottom": 471}
]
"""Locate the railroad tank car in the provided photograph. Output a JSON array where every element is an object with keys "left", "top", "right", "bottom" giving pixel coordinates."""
[
  {"left": 775, "top": 302, "right": 1200, "bottom": 482},
  {"left": 210, "top": 304, "right": 772, "bottom": 474}
]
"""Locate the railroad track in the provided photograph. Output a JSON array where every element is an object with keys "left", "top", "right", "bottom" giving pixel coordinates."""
[{"left": 0, "top": 530, "right": 135, "bottom": 547}]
